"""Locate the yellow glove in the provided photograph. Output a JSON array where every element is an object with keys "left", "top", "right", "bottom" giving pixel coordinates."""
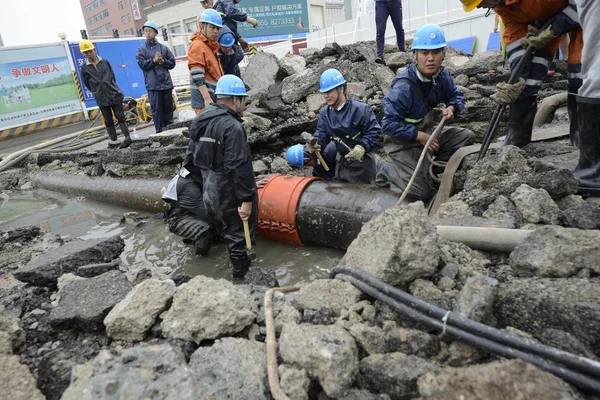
[
  {"left": 520, "top": 25, "right": 557, "bottom": 50},
  {"left": 246, "top": 17, "right": 259, "bottom": 28},
  {"left": 345, "top": 144, "right": 365, "bottom": 162},
  {"left": 490, "top": 78, "right": 526, "bottom": 106}
]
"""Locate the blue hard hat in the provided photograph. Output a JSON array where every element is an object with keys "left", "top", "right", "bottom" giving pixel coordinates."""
[
  {"left": 215, "top": 74, "right": 247, "bottom": 97},
  {"left": 200, "top": 9, "right": 223, "bottom": 28},
  {"left": 319, "top": 68, "right": 346, "bottom": 93},
  {"left": 286, "top": 144, "right": 315, "bottom": 168},
  {"left": 143, "top": 21, "right": 159, "bottom": 33},
  {"left": 218, "top": 27, "right": 236, "bottom": 47},
  {"left": 412, "top": 24, "right": 447, "bottom": 50}
]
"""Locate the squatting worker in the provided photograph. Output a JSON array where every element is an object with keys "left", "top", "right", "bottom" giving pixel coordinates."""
[
  {"left": 214, "top": 0, "right": 258, "bottom": 51},
  {"left": 79, "top": 40, "right": 132, "bottom": 149},
  {"left": 189, "top": 9, "right": 224, "bottom": 115},
  {"left": 136, "top": 21, "right": 176, "bottom": 133},
  {"left": 184, "top": 75, "right": 257, "bottom": 280},
  {"left": 381, "top": 24, "right": 475, "bottom": 202},
  {"left": 301, "top": 68, "right": 381, "bottom": 184},
  {"left": 572, "top": 0, "right": 600, "bottom": 196},
  {"left": 218, "top": 26, "right": 245, "bottom": 77},
  {"left": 462, "top": 0, "right": 582, "bottom": 148}
]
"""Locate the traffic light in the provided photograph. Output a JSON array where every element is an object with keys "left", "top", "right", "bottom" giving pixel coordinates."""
[
  {"left": 136, "top": 28, "right": 143, "bottom": 37},
  {"left": 162, "top": 28, "right": 168, "bottom": 41},
  {"left": 112, "top": 29, "right": 120, "bottom": 38},
  {"left": 80, "top": 30, "right": 88, "bottom": 40}
]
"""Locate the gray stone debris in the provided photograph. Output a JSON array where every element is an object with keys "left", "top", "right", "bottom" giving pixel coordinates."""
[
  {"left": 346, "top": 82, "right": 367, "bottom": 98},
  {"left": 49, "top": 270, "right": 132, "bottom": 331},
  {"left": 0, "top": 355, "right": 45, "bottom": 400},
  {"left": 0, "top": 331, "right": 11, "bottom": 354},
  {"left": 454, "top": 74, "right": 470, "bottom": 86},
  {"left": 384, "top": 52, "right": 413, "bottom": 69},
  {"left": 104, "top": 278, "right": 176, "bottom": 341},
  {"left": 410, "top": 278, "right": 455, "bottom": 310},
  {"left": 509, "top": 226, "right": 600, "bottom": 278},
  {"left": 482, "top": 195, "right": 519, "bottom": 226},
  {"left": 560, "top": 202, "right": 600, "bottom": 229},
  {"left": 434, "top": 200, "right": 473, "bottom": 218},
  {"left": 374, "top": 65, "right": 396, "bottom": 95},
  {"left": 439, "top": 239, "right": 492, "bottom": 284},
  {"left": 280, "top": 54, "right": 307, "bottom": 76},
  {"left": 358, "top": 352, "right": 439, "bottom": 399},
  {"left": 417, "top": 359, "right": 582, "bottom": 400},
  {"left": 161, "top": 275, "right": 255, "bottom": 343},
  {"left": 342, "top": 203, "right": 440, "bottom": 286},
  {"left": 555, "top": 194, "right": 586, "bottom": 210},
  {"left": 189, "top": 337, "right": 269, "bottom": 400},
  {"left": 0, "top": 305, "right": 25, "bottom": 352},
  {"left": 61, "top": 344, "right": 200, "bottom": 400},
  {"left": 525, "top": 166, "right": 579, "bottom": 199},
  {"left": 282, "top": 68, "right": 320, "bottom": 104},
  {"left": 274, "top": 303, "right": 301, "bottom": 335},
  {"left": 279, "top": 322, "right": 358, "bottom": 398},
  {"left": 75, "top": 261, "right": 120, "bottom": 278},
  {"left": 384, "top": 326, "right": 440, "bottom": 358},
  {"left": 307, "top": 92, "right": 326, "bottom": 113},
  {"left": 14, "top": 235, "right": 125, "bottom": 286},
  {"left": 252, "top": 160, "right": 269, "bottom": 175},
  {"left": 510, "top": 184, "right": 560, "bottom": 225},
  {"left": 270, "top": 156, "right": 293, "bottom": 174},
  {"left": 454, "top": 274, "right": 499, "bottom": 325},
  {"left": 243, "top": 51, "right": 281, "bottom": 91},
  {"left": 345, "top": 322, "right": 388, "bottom": 356},
  {"left": 294, "top": 279, "right": 362, "bottom": 316},
  {"left": 279, "top": 364, "right": 310, "bottom": 400}
]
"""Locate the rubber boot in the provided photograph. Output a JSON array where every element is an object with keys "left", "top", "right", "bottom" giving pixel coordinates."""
[
  {"left": 503, "top": 95, "right": 537, "bottom": 148},
  {"left": 230, "top": 254, "right": 250, "bottom": 280},
  {"left": 567, "top": 82, "right": 581, "bottom": 148},
  {"left": 106, "top": 126, "right": 121, "bottom": 149},
  {"left": 574, "top": 101, "right": 600, "bottom": 197},
  {"left": 118, "top": 122, "right": 132, "bottom": 149},
  {"left": 194, "top": 229, "right": 214, "bottom": 256}
]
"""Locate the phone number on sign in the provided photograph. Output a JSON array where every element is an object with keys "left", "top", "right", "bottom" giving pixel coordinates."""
[{"left": 270, "top": 17, "right": 297, "bottom": 25}]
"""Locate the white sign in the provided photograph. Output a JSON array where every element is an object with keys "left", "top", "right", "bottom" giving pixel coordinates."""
[{"left": 131, "top": 0, "right": 142, "bottom": 20}]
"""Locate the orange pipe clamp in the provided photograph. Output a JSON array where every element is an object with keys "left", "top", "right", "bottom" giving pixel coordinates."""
[{"left": 257, "top": 175, "right": 321, "bottom": 246}]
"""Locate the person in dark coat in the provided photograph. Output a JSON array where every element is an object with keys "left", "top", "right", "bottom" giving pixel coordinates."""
[
  {"left": 214, "top": 0, "right": 258, "bottom": 50},
  {"left": 185, "top": 74, "right": 256, "bottom": 279},
  {"left": 301, "top": 69, "right": 381, "bottom": 184},
  {"left": 217, "top": 26, "right": 245, "bottom": 77},
  {"left": 375, "top": 0, "right": 405, "bottom": 63},
  {"left": 136, "top": 21, "right": 176, "bottom": 133},
  {"left": 79, "top": 40, "right": 131, "bottom": 149}
]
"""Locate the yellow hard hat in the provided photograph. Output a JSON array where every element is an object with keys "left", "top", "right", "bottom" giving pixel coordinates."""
[
  {"left": 461, "top": 0, "right": 483, "bottom": 12},
  {"left": 79, "top": 40, "right": 95, "bottom": 53}
]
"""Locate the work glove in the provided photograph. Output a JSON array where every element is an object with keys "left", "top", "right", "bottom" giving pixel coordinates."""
[
  {"left": 490, "top": 78, "right": 526, "bottom": 106},
  {"left": 301, "top": 132, "right": 322, "bottom": 153},
  {"left": 345, "top": 144, "right": 366, "bottom": 162},
  {"left": 246, "top": 17, "right": 259, "bottom": 28},
  {"left": 520, "top": 24, "right": 557, "bottom": 50}
]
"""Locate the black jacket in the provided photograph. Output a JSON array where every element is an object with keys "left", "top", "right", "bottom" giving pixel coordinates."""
[
  {"left": 80, "top": 58, "right": 124, "bottom": 107},
  {"left": 136, "top": 39, "right": 176, "bottom": 91},
  {"left": 185, "top": 103, "right": 256, "bottom": 217}
]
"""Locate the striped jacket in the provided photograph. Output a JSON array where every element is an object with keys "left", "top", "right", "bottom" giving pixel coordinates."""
[{"left": 188, "top": 31, "right": 224, "bottom": 109}]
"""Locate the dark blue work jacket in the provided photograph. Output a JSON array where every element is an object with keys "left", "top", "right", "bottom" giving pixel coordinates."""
[{"left": 136, "top": 39, "right": 175, "bottom": 91}]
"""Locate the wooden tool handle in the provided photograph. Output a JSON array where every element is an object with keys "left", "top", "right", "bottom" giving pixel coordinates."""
[
  {"left": 315, "top": 150, "right": 330, "bottom": 171},
  {"left": 243, "top": 219, "right": 252, "bottom": 250}
]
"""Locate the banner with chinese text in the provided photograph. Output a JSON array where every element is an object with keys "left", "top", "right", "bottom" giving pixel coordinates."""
[
  {"left": 236, "top": 0, "right": 309, "bottom": 39},
  {"left": 0, "top": 44, "right": 81, "bottom": 129}
]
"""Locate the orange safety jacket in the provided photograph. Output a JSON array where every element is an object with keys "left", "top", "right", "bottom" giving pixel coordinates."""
[{"left": 188, "top": 31, "right": 224, "bottom": 110}]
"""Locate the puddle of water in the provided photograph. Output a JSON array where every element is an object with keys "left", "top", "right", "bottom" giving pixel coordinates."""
[{"left": 0, "top": 190, "right": 343, "bottom": 284}]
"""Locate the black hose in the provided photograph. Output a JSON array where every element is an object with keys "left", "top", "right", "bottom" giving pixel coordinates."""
[
  {"left": 330, "top": 266, "right": 600, "bottom": 379},
  {"left": 336, "top": 274, "right": 600, "bottom": 393}
]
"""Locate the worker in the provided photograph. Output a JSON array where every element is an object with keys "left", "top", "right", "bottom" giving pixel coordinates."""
[
  {"left": 301, "top": 69, "right": 381, "bottom": 184},
  {"left": 374, "top": 0, "right": 406, "bottom": 64},
  {"left": 200, "top": 0, "right": 213, "bottom": 8},
  {"left": 573, "top": 0, "right": 599, "bottom": 196},
  {"left": 214, "top": 0, "right": 259, "bottom": 51},
  {"left": 462, "top": 0, "right": 582, "bottom": 148},
  {"left": 381, "top": 24, "right": 475, "bottom": 202},
  {"left": 189, "top": 9, "right": 225, "bottom": 115},
  {"left": 162, "top": 168, "right": 215, "bottom": 256},
  {"left": 184, "top": 74, "right": 256, "bottom": 279},
  {"left": 218, "top": 26, "right": 245, "bottom": 77},
  {"left": 136, "top": 21, "right": 176, "bottom": 133},
  {"left": 79, "top": 40, "right": 132, "bottom": 149}
]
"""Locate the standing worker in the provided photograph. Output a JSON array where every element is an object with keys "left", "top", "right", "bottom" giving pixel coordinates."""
[
  {"left": 381, "top": 24, "right": 475, "bottom": 202},
  {"left": 79, "top": 40, "right": 132, "bottom": 149},
  {"left": 185, "top": 75, "right": 257, "bottom": 279},
  {"left": 189, "top": 9, "right": 224, "bottom": 115},
  {"left": 300, "top": 69, "right": 381, "bottom": 184},
  {"left": 136, "top": 21, "right": 176, "bottom": 133},
  {"left": 200, "top": 0, "right": 214, "bottom": 8},
  {"left": 214, "top": 0, "right": 259, "bottom": 51},
  {"left": 573, "top": 0, "right": 599, "bottom": 196},
  {"left": 218, "top": 26, "right": 245, "bottom": 77},
  {"left": 375, "top": 0, "right": 406, "bottom": 64},
  {"left": 462, "top": 0, "right": 582, "bottom": 148}
]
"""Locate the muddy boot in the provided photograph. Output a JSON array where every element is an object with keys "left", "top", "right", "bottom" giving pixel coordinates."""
[
  {"left": 118, "top": 122, "right": 132, "bottom": 149},
  {"left": 567, "top": 82, "right": 581, "bottom": 148},
  {"left": 194, "top": 229, "right": 214, "bottom": 256},
  {"left": 574, "top": 101, "right": 600, "bottom": 197},
  {"left": 106, "top": 126, "right": 121, "bottom": 149},
  {"left": 503, "top": 95, "right": 537, "bottom": 148},
  {"left": 230, "top": 254, "right": 250, "bottom": 280}
]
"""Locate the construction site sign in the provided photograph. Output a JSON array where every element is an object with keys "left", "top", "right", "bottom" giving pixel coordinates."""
[
  {"left": 0, "top": 44, "right": 81, "bottom": 129},
  {"left": 236, "top": 0, "right": 309, "bottom": 39}
]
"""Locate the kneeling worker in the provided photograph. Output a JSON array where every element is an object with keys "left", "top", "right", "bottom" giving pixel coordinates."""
[
  {"left": 185, "top": 75, "right": 256, "bottom": 279},
  {"left": 301, "top": 68, "right": 381, "bottom": 184},
  {"left": 218, "top": 26, "right": 245, "bottom": 77},
  {"left": 381, "top": 24, "right": 474, "bottom": 201}
]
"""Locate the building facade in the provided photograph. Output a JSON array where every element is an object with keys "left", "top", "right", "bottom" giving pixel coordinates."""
[{"left": 79, "top": 0, "right": 164, "bottom": 38}]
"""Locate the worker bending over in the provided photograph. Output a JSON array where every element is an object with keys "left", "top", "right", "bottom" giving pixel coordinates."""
[
  {"left": 185, "top": 75, "right": 257, "bottom": 279},
  {"left": 218, "top": 26, "right": 245, "bottom": 77},
  {"left": 301, "top": 69, "right": 381, "bottom": 184},
  {"left": 214, "top": 0, "right": 258, "bottom": 51},
  {"left": 462, "top": 0, "right": 582, "bottom": 148},
  {"left": 381, "top": 24, "right": 475, "bottom": 202},
  {"left": 79, "top": 40, "right": 132, "bottom": 149},
  {"left": 189, "top": 9, "right": 224, "bottom": 115}
]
